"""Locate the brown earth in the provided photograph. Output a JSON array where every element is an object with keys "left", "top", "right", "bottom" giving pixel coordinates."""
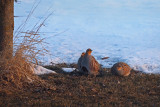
[{"left": 0, "top": 63, "right": 160, "bottom": 107}]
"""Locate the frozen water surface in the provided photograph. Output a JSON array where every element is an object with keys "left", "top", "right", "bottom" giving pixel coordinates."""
[{"left": 14, "top": 0, "right": 160, "bottom": 73}]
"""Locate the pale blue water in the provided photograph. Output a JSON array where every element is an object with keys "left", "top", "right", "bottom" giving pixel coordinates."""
[{"left": 14, "top": 0, "right": 160, "bottom": 73}]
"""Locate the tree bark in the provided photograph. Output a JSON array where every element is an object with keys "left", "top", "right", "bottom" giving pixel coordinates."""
[{"left": 0, "top": 0, "right": 14, "bottom": 58}]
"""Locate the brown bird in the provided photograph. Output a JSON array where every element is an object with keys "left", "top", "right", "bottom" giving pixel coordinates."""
[
  {"left": 111, "top": 62, "right": 131, "bottom": 76},
  {"left": 77, "top": 52, "right": 85, "bottom": 72},
  {"left": 81, "top": 48, "right": 100, "bottom": 76}
]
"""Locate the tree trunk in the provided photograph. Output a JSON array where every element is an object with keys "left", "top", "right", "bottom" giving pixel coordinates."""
[{"left": 0, "top": 0, "right": 14, "bottom": 59}]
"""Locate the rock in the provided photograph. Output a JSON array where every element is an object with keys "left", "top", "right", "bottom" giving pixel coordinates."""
[{"left": 111, "top": 62, "right": 131, "bottom": 76}]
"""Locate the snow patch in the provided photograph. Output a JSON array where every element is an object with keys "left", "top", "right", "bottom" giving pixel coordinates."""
[
  {"left": 31, "top": 64, "right": 56, "bottom": 75},
  {"left": 15, "top": 0, "right": 160, "bottom": 74},
  {"left": 62, "top": 68, "right": 76, "bottom": 72}
]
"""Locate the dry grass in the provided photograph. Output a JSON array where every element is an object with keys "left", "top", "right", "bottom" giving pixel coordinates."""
[
  {"left": 0, "top": 1, "right": 51, "bottom": 91},
  {"left": 0, "top": 23, "right": 54, "bottom": 104}
]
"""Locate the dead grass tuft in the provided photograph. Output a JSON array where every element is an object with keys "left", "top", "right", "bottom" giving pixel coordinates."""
[
  {"left": 0, "top": 32, "right": 52, "bottom": 91},
  {"left": 0, "top": 1, "right": 52, "bottom": 90}
]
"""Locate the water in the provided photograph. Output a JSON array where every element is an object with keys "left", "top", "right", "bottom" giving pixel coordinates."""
[{"left": 14, "top": 0, "right": 160, "bottom": 73}]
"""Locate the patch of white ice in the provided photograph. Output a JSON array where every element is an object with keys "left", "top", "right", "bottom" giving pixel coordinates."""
[
  {"left": 62, "top": 68, "right": 76, "bottom": 72},
  {"left": 30, "top": 64, "right": 56, "bottom": 75}
]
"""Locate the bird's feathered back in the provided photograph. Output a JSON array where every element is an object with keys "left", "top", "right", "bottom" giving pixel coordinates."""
[
  {"left": 77, "top": 52, "right": 85, "bottom": 72},
  {"left": 111, "top": 62, "right": 131, "bottom": 76},
  {"left": 81, "top": 48, "right": 100, "bottom": 75}
]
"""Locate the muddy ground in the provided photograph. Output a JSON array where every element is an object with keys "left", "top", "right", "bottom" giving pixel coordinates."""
[{"left": 0, "top": 63, "right": 160, "bottom": 106}]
